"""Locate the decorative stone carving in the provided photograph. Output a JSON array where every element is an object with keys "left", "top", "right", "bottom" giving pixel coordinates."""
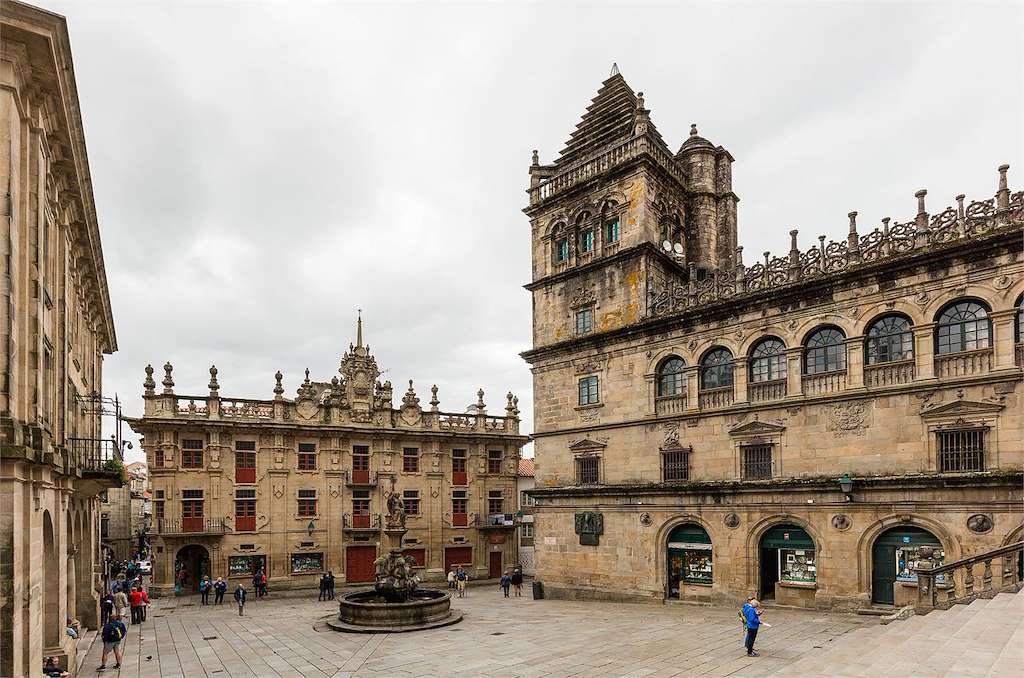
[
  {"left": 831, "top": 514, "right": 852, "bottom": 531},
  {"left": 574, "top": 356, "right": 605, "bottom": 375},
  {"left": 639, "top": 512, "right": 653, "bottom": 526},
  {"left": 967, "top": 514, "right": 993, "bottom": 534},
  {"left": 827, "top": 401, "right": 871, "bottom": 436},
  {"left": 574, "top": 511, "right": 604, "bottom": 545},
  {"left": 569, "top": 286, "right": 596, "bottom": 309},
  {"left": 724, "top": 513, "right": 740, "bottom": 529}
]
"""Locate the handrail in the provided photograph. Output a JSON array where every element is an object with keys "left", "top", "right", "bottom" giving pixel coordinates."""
[
  {"left": 931, "top": 541, "right": 1023, "bottom": 576},
  {"left": 915, "top": 540, "right": 1023, "bottom": 613}
]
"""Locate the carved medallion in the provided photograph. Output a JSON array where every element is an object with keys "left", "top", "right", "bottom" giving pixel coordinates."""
[
  {"left": 296, "top": 399, "right": 318, "bottom": 420},
  {"left": 831, "top": 514, "right": 852, "bottom": 531},
  {"left": 639, "top": 512, "right": 653, "bottom": 526},
  {"left": 967, "top": 514, "right": 993, "bottom": 534},
  {"left": 827, "top": 401, "right": 870, "bottom": 436},
  {"left": 724, "top": 513, "right": 740, "bottom": 529}
]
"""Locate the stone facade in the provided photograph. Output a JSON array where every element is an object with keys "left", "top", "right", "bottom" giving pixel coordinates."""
[
  {"left": 100, "top": 463, "right": 150, "bottom": 560},
  {"left": 128, "top": 318, "right": 527, "bottom": 596},
  {"left": 516, "top": 458, "right": 535, "bottom": 575},
  {"left": 1, "top": 3, "right": 120, "bottom": 675},
  {"left": 522, "top": 67, "right": 1024, "bottom": 610}
]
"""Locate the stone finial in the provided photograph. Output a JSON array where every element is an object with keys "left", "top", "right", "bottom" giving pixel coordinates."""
[
  {"left": 531, "top": 149, "right": 539, "bottom": 166},
  {"left": 430, "top": 384, "right": 439, "bottom": 412},
  {"left": 915, "top": 189, "right": 928, "bottom": 215},
  {"left": 143, "top": 364, "right": 156, "bottom": 395},
  {"left": 789, "top": 229, "right": 799, "bottom": 253},
  {"left": 162, "top": 362, "right": 174, "bottom": 394},
  {"left": 848, "top": 211, "right": 858, "bottom": 235},
  {"left": 512, "top": 395, "right": 520, "bottom": 417},
  {"left": 208, "top": 365, "right": 219, "bottom": 394},
  {"left": 356, "top": 309, "right": 363, "bottom": 348},
  {"left": 997, "top": 164, "right": 1010, "bottom": 208},
  {"left": 273, "top": 370, "right": 284, "bottom": 398},
  {"left": 303, "top": 367, "right": 311, "bottom": 385},
  {"left": 881, "top": 216, "right": 891, "bottom": 233},
  {"left": 998, "top": 164, "right": 1009, "bottom": 192},
  {"left": 690, "top": 123, "right": 698, "bottom": 136},
  {"left": 403, "top": 379, "right": 420, "bottom": 408},
  {"left": 506, "top": 391, "right": 515, "bottom": 416},
  {"left": 735, "top": 246, "right": 744, "bottom": 266},
  {"left": 609, "top": 62, "right": 620, "bottom": 77},
  {"left": 956, "top": 194, "right": 966, "bottom": 221},
  {"left": 476, "top": 389, "right": 485, "bottom": 412},
  {"left": 636, "top": 91, "right": 645, "bottom": 110}
]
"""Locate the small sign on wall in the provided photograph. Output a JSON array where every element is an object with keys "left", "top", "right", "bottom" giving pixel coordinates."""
[{"left": 544, "top": 537, "right": 557, "bottom": 545}]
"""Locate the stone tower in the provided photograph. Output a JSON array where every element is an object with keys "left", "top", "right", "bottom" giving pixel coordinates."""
[{"left": 525, "top": 66, "right": 738, "bottom": 349}]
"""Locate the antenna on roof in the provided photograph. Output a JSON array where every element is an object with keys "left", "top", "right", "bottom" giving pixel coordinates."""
[{"left": 609, "top": 62, "right": 620, "bottom": 77}]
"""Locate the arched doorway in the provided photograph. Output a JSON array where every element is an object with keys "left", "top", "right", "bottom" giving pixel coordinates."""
[
  {"left": 666, "top": 523, "right": 712, "bottom": 599},
  {"left": 42, "top": 511, "right": 60, "bottom": 647},
  {"left": 759, "top": 524, "right": 816, "bottom": 599},
  {"left": 174, "top": 545, "right": 210, "bottom": 593},
  {"left": 871, "top": 526, "right": 943, "bottom": 605}
]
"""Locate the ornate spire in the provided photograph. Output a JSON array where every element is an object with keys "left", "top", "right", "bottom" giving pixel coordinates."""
[
  {"left": 609, "top": 62, "right": 620, "bottom": 77},
  {"left": 143, "top": 364, "right": 155, "bottom": 396},
  {"left": 274, "top": 370, "right": 284, "bottom": 398},
  {"left": 356, "top": 309, "right": 363, "bottom": 349},
  {"left": 476, "top": 389, "right": 485, "bottom": 413},
  {"left": 162, "top": 362, "right": 174, "bottom": 394},
  {"left": 402, "top": 380, "right": 420, "bottom": 408},
  {"left": 208, "top": 365, "right": 219, "bottom": 395}
]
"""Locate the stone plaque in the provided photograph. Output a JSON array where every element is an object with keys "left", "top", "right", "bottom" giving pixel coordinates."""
[{"left": 574, "top": 511, "right": 604, "bottom": 546}]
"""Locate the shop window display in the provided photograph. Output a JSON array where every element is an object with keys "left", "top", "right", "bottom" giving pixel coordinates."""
[
  {"left": 779, "top": 548, "right": 816, "bottom": 583},
  {"left": 896, "top": 546, "right": 945, "bottom": 583},
  {"left": 229, "top": 554, "right": 266, "bottom": 577},
  {"left": 291, "top": 553, "right": 324, "bottom": 574}
]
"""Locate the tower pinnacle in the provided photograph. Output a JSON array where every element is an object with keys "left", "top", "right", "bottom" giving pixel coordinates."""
[
  {"left": 609, "top": 62, "right": 620, "bottom": 77},
  {"left": 356, "top": 309, "right": 363, "bottom": 348}
]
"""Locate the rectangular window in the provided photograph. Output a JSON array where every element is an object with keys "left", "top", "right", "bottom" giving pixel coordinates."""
[
  {"left": 352, "top": 490, "right": 370, "bottom": 528},
  {"left": 662, "top": 449, "right": 690, "bottom": 481},
  {"left": 452, "top": 492, "right": 469, "bottom": 526},
  {"left": 182, "top": 489, "right": 204, "bottom": 531},
  {"left": 352, "top": 445, "right": 370, "bottom": 483},
  {"left": 555, "top": 238, "right": 569, "bottom": 263},
  {"left": 520, "top": 490, "right": 535, "bottom": 507},
  {"left": 779, "top": 549, "right": 816, "bottom": 584},
  {"left": 580, "top": 228, "right": 594, "bottom": 253},
  {"left": 290, "top": 553, "right": 323, "bottom": 574},
  {"left": 100, "top": 515, "right": 109, "bottom": 539},
  {"left": 403, "top": 489, "right": 420, "bottom": 516},
  {"left": 235, "top": 488, "right": 256, "bottom": 532},
  {"left": 938, "top": 429, "right": 985, "bottom": 472},
  {"left": 576, "top": 308, "right": 593, "bottom": 335},
  {"left": 578, "top": 376, "right": 599, "bottom": 406},
  {"left": 297, "top": 489, "right": 317, "bottom": 517},
  {"left": 155, "top": 501, "right": 164, "bottom": 521},
  {"left": 488, "top": 490, "right": 503, "bottom": 516},
  {"left": 235, "top": 440, "right": 256, "bottom": 483},
  {"left": 403, "top": 447, "right": 419, "bottom": 473},
  {"left": 521, "top": 523, "right": 534, "bottom": 539},
  {"left": 452, "top": 448, "right": 467, "bottom": 486},
  {"left": 154, "top": 448, "right": 164, "bottom": 468},
  {"left": 742, "top": 444, "right": 773, "bottom": 480},
  {"left": 576, "top": 457, "right": 599, "bottom": 485},
  {"left": 297, "top": 442, "right": 317, "bottom": 471},
  {"left": 487, "top": 449, "right": 502, "bottom": 474},
  {"left": 606, "top": 218, "right": 620, "bottom": 243},
  {"left": 181, "top": 439, "right": 204, "bottom": 469}
]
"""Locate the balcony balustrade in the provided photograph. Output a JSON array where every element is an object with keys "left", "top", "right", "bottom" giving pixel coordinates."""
[
  {"left": 864, "top": 360, "right": 915, "bottom": 387},
  {"left": 748, "top": 379, "right": 787, "bottom": 403},
  {"left": 698, "top": 387, "right": 734, "bottom": 410},
  {"left": 934, "top": 348, "right": 992, "bottom": 378},
  {"left": 654, "top": 394, "right": 687, "bottom": 416},
  {"left": 155, "top": 517, "right": 227, "bottom": 536},
  {"left": 802, "top": 370, "right": 847, "bottom": 396}
]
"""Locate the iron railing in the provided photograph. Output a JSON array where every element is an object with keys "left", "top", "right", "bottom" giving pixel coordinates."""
[
  {"left": 68, "top": 437, "right": 122, "bottom": 474},
  {"left": 155, "top": 517, "right": 227, "bottom": 535}
]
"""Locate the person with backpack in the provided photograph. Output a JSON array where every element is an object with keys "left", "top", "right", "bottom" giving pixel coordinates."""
[
  {"left": 500, "top": 571, "right": 512, "bottom": 598},
  {"left": 97, "top": 613, "right": 127, "bottom": 671},
  {"left": 112, "top": 588, "right": 130, "bottom": 627},
  {"left": 234, "top": 584, "right": 247, "bottom": 616},
  {"left": 741, "top": 597, "right": 763, "bottom": 657},
  {"left": 100, "top": 590, "right": 114, "bottom": 625},
  {"left": 511, "top": 568, "right": 524, "bottom": 597},
  {"left": 456, "top": 566, "right": 468, "bottom": 597},
  {"left": 214, "top": 577, "right": 227, "bottom": 604}
]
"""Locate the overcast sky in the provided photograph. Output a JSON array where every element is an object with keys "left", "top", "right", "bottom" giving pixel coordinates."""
[{"left": 49, "top": 0, "right": 1022, "bottom": 462}]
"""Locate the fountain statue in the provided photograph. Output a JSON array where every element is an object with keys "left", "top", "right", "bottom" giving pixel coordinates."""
[{"left": 325, "top": 476, "right": 462, "bottom": 633}]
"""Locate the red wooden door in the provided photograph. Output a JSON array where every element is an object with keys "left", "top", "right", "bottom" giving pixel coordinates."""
[
  {"left": 235, "top": 450, "right": 256, "bottom": 483},
  {"left": 452, "top": 451, "right": 467, "bottom": 486},
  {"left": 182, "top": 500, "right": 204, "bottom": 532},
  {"left": 444, "top": 547, "right": 473, "bottom": 575},
  {"left": 352, "top": 447, "right": 370, "bottom": 483},
  {"left": 489, "top": 552, "right": 502, "bottom": 579},
  {"left": 346, "top": 546, "right": 377, "bottom": 583}
]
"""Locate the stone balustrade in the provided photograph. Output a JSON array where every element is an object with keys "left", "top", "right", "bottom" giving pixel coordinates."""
[
  {"left": 654, "top": 394, "right": 687, "bottom": 416},
  {"left": 698, "top": 387, "right": 734, "bottom": 410},
  {"left": 802, "top": 370, "right": 848, "bottom": 396},
  {"left": 864, "top": 360, "right": 915, "bottom": 387},
  {"left": 915, "top": 541, "right": 1024, "bottom": 613},
  {"left": 748, "top": 378, "right": 787, "bottom": 403},
  {"left": 934, "top": 348, "right": 993, "bottom": 378}
]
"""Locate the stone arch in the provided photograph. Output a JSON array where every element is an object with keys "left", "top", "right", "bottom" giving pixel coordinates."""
[
  {"left": 854, "top": 514, "right": 959, "bottom": 592},
  {"left": 738, "top": 330, "right": 790, "bottom": 358},
  {"left": 1001, "top": 522, "right": 1024, "bottom": 546},
  {"left": 655, "top": 514, "right": 718, "bottom": 599},
  {"left": 175, "top": 544, "right": 211, "bottom": 592},
  {"left": 691, "top": 337, "right": 741, "bottom": 363},
  {"left": 790, "top": 315, "right": 856, "bottom": 343},
  {"left": 853, "top": 303, "right": 924, "bottom": 332},
  {"left": 744, "top": 514, "right": 825, "bottom": 596},
  {"left": 646, "top": 347, "right": 688, "bottom": 375},
  {"left": 42, "top": 510, "right": 60, "bottom": 647},
  {"left": 922, "top": 288, "right": 996, "bottom": 320}
]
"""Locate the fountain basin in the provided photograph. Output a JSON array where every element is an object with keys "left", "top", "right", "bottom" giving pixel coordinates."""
[{"left": 325, "top": 588, "right": 463, "bottom": 633}]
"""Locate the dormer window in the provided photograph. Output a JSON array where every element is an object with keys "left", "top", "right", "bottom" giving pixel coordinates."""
[{"left": 580, "top": 229, "right": 594, "bottom": 254}]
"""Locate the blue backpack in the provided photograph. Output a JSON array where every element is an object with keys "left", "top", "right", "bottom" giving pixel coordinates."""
[{"left": 102, "top": 621, "right": 125, "bottom": 643}]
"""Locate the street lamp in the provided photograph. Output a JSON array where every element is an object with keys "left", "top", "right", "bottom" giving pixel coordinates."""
[
  {"left": 307, "top": 521, "right": 316, "bottom": 536},
  {"left": 839, "top": 473, "right": 853, "bottom": 502}
]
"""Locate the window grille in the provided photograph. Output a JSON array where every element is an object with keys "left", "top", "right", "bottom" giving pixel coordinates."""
[
  {"left": 662, "top": 449, "right": 690, "bottom": 481},
  {"left": 938, "top": 429, "right": 985, "bottom": 472},
  {"left": 576, "top": 456, "right": 599, "bottom": 485},
  {"left": 742, "top": 444, "right": 773, "bottom": 480}
]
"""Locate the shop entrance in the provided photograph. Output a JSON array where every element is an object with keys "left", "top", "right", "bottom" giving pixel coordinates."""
[
  {"left": 759, "top": 525, "right": 815, "bottom": 599},
  {"left": 666, "top": 523, "right": 712, "bottom": 599},
  {"left": 175, "top": 544, "right": 210, "bottom": 592},
  {"left": 871, "top": 527, "right": 942, "bottom": 605}
]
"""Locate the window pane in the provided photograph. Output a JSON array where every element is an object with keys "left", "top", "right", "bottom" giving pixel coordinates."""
[
  {"left": 578, "top": 376, "right": 599, "bottom": 405},
  {"left": 804, "top": 328, "right": 846, "bottom": 374},
  {"left": 657, "top": 358, "right": 685, "bottom": 396},
  {"left": 700, "top": 348, "right": 734, "bottom": 390},
  {"left": 750, "top": 339, "right": 786, "bottom": 382}
]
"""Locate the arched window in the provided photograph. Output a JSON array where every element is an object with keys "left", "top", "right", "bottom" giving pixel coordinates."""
[
  {"left": 935, "top": 300, "right": 991, "bottom": 354},
  {"left": 865, "top": 315, "right": 914, "bottom": 365},
  {"left": 749, "top": 338, "right": 787, "bottom": 382},
  {"left": 1015, "top": 294, "right": 1024, "bottom": 345},
  {"left": 551, "top": 224, "right": 568, "bottom": 264},
  {"left": 657, "top": 357, "right": 686, "bottom": 397},
  {"left": 700, "top": 348, "right": 734, "bottom": 390},
  {"left": 804, "top": 327, "right": 846, "bottom": 374}
]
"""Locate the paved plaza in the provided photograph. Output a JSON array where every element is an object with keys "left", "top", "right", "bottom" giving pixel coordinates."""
[{"left": 79, "top": 587, "right": 874, "bottom": 678}]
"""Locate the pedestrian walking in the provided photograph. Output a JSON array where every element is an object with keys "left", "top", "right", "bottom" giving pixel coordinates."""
[
  {"left": 112, "top": 589, "right": 130, "bottom": 627},
  {"left": 199, "top": 575, "right": 211, "bottom": 605},
  {"left": 214, "top": 577, "right": 227, "bottom": 604},
  {"left": 234, "top": 584, "right": 247, "bottom": 616},
  {"left": 140, "top": 587, "right": 151, "bottom": 621},
  {"left": 128, "top": 587, "right": 145, "bottom": 625},
  {"left": 456, "top": 566, "right": 468, "bottom": 598},
  {"left": 97, "top": 613, "right": 127, "bottom": 671},
  {"left": 741, "top": 597, "right": 763, "bottom": 657},
  {"left": 511, "top": 568, "right": 523, "bottom": 597},
  {"left": 100, "top": 591, "right": 114, "bottom": 625},
  {"left": 326, "top": 571, "right": 335, "bottom": 600},
  {"left": 252, "top": 570, "right": 262, "bottom": 598},
  {"left": 500, "top": 571, "right": 512, "bottom": 598},
  {"left": 318, "top": 574, "right": 328, "bottom": 601},
  {"left": 447, "top": 569, "right": 456, "bottom": 590}
]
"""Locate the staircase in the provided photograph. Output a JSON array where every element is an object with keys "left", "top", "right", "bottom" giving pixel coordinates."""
[{"left": 780, "top": 588, "right": 1024, "bottom": 677}]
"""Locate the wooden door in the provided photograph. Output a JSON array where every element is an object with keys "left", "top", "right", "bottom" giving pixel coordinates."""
[
  {"left": 489, "top": 551, "right": 502, "bottom": 579},
  {"left": 872, "top": 542, "right": 896, "bottom": 605},
  {"left": 346, "top": 545, "right": 377, "bottom": 583},
  {"left": 182, "top": 500, "right": 204, "bottom": 532},
  {"left": 444, "top": 547, "right": 473, "bottom": 575}
]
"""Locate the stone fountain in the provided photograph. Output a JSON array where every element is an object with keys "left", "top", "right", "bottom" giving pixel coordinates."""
[{"left": 325, "top": 478, "right": 462, "bottom": 633}]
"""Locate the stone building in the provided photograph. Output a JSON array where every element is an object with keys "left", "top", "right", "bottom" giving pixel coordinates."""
[
  {"left": 516, "top": 458, "right": 536, "bottom": 575},
  {"left": 99, "top": 462, "right": 149, "bottom": 560},
  {"left": 521, "top": 67, "right": 1024, "bottom": 610},
  {"left": 128, "top": 318, "right": 527, "bottom": 596},
  {"left": 1, "top": 2, "right": 120, "bottom": 675}
]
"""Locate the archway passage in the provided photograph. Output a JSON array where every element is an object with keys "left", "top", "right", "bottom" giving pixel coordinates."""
[
  {"left": 759, "top": 525, "right": 815, "bottom": 599},
  {"left": 42, "top": 511, "right": 60, "bottom": 647},
  {"left": 174, "top": 545, "right": 210, "bottom": 592},
  {"left": 666, "top": 523, "right": 712, "bottom": 599},
  {"left": 871, "top": 526, "right": 943, "bottom": 605}
]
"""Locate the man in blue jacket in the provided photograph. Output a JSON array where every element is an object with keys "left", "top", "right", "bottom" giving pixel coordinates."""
[{"left": 742, "top": 597, "right": 762, "bottom": 656}]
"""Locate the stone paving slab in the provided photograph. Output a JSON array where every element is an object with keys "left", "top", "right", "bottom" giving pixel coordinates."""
[{"left": 80, "top": 591, "right": 874, "bottom": 677}]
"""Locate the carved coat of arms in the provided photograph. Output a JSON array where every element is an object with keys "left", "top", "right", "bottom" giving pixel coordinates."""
[{"left": 574, "top": 512, "right": 604, "bottom": 546}]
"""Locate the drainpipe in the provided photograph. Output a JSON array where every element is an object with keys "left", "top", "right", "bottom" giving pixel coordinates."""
[{"left": 2, "top": 147, "right": 14, "bottom": 419}]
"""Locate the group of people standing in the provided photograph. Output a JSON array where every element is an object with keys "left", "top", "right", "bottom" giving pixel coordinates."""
[
  {"left": 318, "top": 571, "right": 336, "bottom": 600},
  {"left": 446, "top": 566, "right": 470, "bottom": 597},
  {"left": 198, "top": 576, "right": 229, "bottom": 605}
]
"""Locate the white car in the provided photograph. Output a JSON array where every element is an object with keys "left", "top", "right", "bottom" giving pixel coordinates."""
[{"left": 136, "top": 560, "right": 152, "bottom": 575}]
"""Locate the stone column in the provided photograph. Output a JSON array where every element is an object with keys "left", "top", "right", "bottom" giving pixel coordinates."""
[
  {"left": 990, "top": 309, "right": 1018, "bottom": 371},
  {"left": 785, "top": 348, "right": 804, "bottom": 398},
  {"left": 685, "top": 367, "right": 700, "bottom": 413},
  {"left": 733, "top": 357, "right": 749, "bottom": 404},
  {"left": 913, "top": 324, "right": 936, "bottom": 380},
  {"left": 845, "top": 337, "right": 865, "bottom": 389}
]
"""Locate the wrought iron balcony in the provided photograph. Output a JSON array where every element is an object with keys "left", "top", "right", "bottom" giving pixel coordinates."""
[
  {"left": 478, "top": 514, "right": 517, "bottom": 531},
  {"left": 68, "top": 437, "right": 123, "bottom": 476},
  {"left": 346, "top": 471, "right": 378, "bottom": 487},
  {"left": 155, "top": 517, "right": 227, "bottom": 536},
  {"left": 342, "top": 513, "right": 381, "bottom": 532}
]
